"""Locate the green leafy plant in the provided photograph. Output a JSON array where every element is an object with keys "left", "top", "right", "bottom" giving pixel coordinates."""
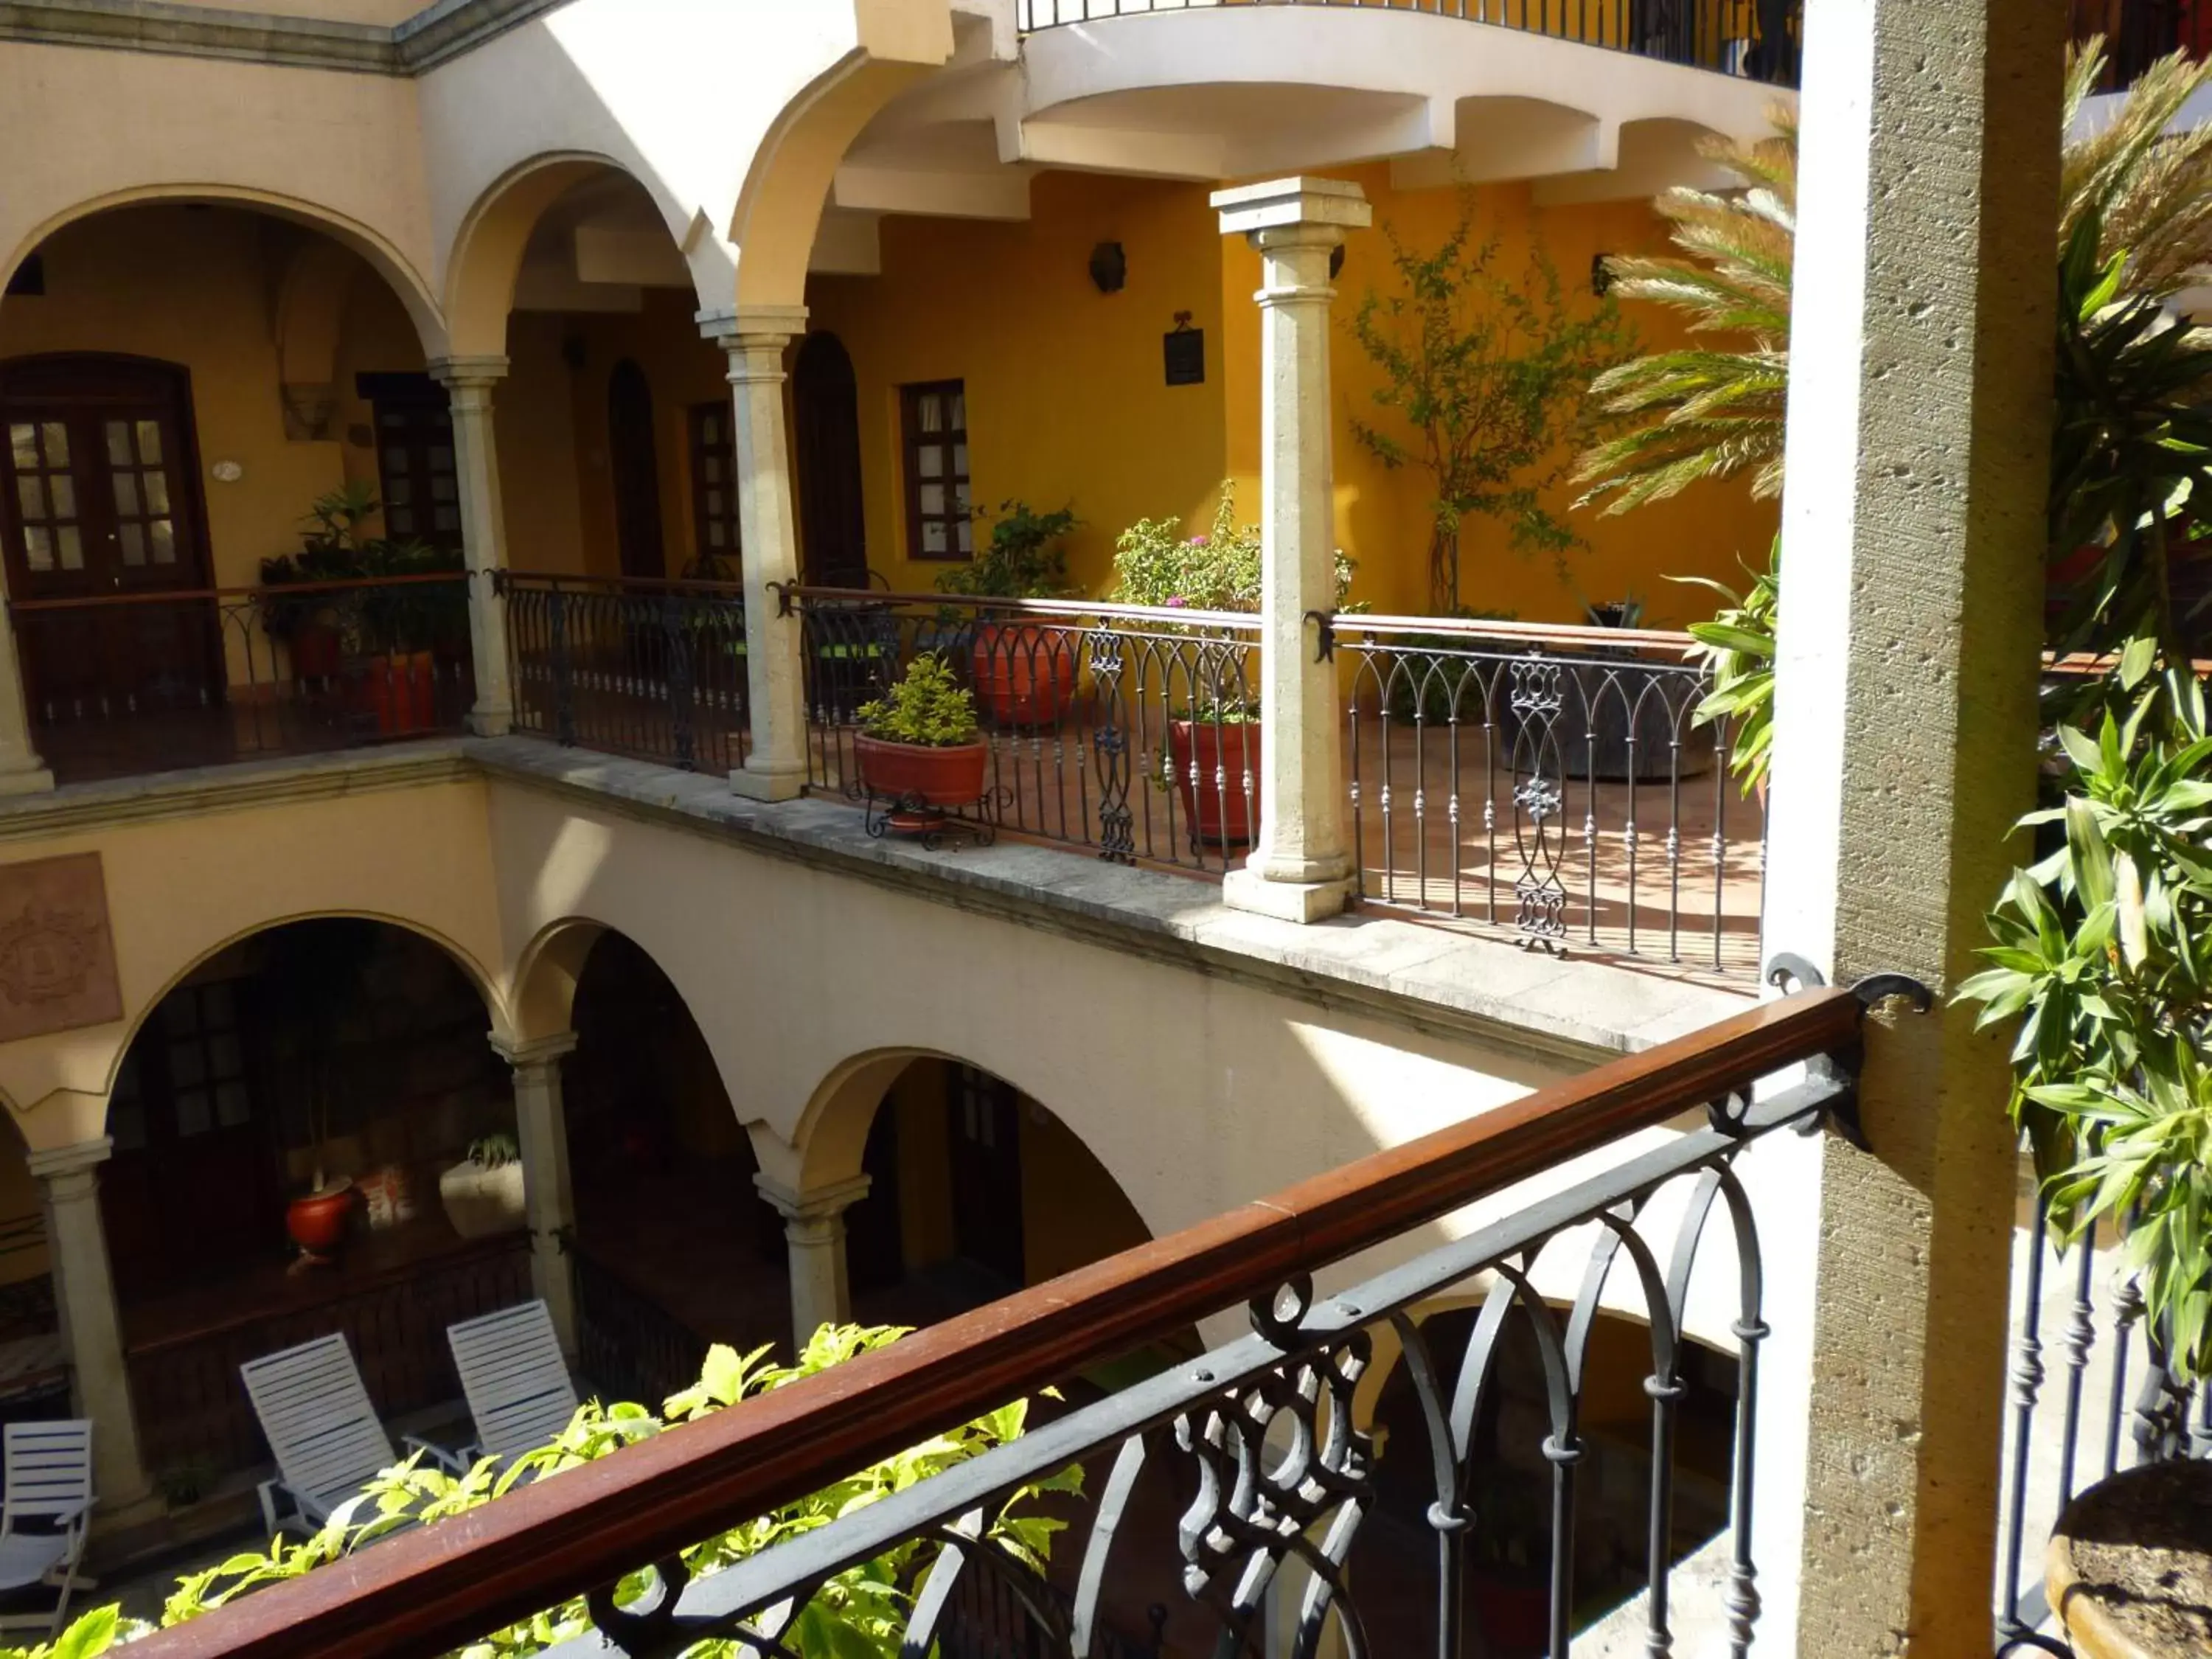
[
  {"left": 466, "top": 1133, "right": 521, "bottom": 1171},
  {"left": 1110, "top": 484, "right": 1355, "bottom": 614},
  {"left": 1673, "top": 540, "right": 1778, "bottom": 796},
  {"left": 1349, "top": 197, "right": 1635, "bottom": 614},
  {"left": 9, "top": 1326, "right": 1075, "bottom": 1659},
  {"left": 855, "top": 653, "right": 981, "bottom": 748},
  {"left": 934, "top": 501, "right": 1079, "bottom": 600}
]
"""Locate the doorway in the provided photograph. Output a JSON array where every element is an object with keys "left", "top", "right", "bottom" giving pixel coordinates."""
[
  {"left": 793, "top": 333, "right": 869, "bottom": 587},
  {"left": 0, "top": 355, "right": 216, "bottom": 720},
  {"left": 608, "top": 359, "right": 665, "bottom": 580},
  {"left": 947, "top": 1065, "right": 1024, "bottom": 1286}
]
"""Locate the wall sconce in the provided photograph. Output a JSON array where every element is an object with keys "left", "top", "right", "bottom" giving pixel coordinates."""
[
  {"left": 1591, "top": 253, "right": 1615, "bottom": 297},
  {"left": 1089, "top": 241, "right": 1127, "bottom": 294}
]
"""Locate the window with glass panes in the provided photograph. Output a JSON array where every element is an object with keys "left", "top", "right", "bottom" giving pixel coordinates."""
[
  {"left": 371, "top": 397, "right": 463, "bottom": 552},
  {"left": 4, "top": 420, "right": 84, "bottom": 576},
  {"left": 687, "top": 403, "right": 742, "bottom": 574},
  {"left": 899, "top": 380, "right": 971, "bottom": 560},
  {"left": 104, "top": 417, "right": 179, "bottom": 571}
]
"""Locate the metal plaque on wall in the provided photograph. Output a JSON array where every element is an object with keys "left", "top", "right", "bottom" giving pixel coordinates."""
[
  {"left": 1164, "top": 325, "right": 1206, "bottom": 386},
  {"left": 0, "top": 853, "right": 123, "bottom": 1043}
]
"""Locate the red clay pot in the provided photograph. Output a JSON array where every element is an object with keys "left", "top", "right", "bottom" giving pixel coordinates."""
[
  {"left": 285, "top": 1180, "right": 355, "bottom": 1255},
  {"left": 367, "top": 650, "right": 439, "bottom": 734},
  {"left": 970, "top": 622, "right": 1077, "bottom": 728},
  {"left": 291, "top": 621, "right": 342, "bottom": 683},
  {"left": 855, "top": 734, "right": 989, "bottom": 810},
  {"left": 1169, "top": 719, "right": 1261, "bottom": 846}
]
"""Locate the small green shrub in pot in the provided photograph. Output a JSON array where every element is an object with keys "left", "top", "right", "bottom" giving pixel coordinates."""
[
  {"left": 855, "top": 653, "right": 979, "bottom": 747},
  {"left": 939, "top": 502, "right": 1083, "bottom": 728},
  {"left": 855, "top": 653, "right": 990, "bottom": 814}
]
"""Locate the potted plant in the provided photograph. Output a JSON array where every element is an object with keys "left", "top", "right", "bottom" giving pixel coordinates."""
[
  {"left": 1676, "top": 541, "right": 1778, "bottom": 805},
  {"left": 282, "top": 1039, "right": 354, "bottom": 1267},
  {"left": 261, "top": 485, "right": 379, "bottom": 683},
  {"left": 439, "top": 1133, "right": 528, "bottom": 1239},
  {"left": 853, "top": 652, "right": 989, "bottom": 827},
  {"left": 357, "top": 535, "right": 465, "bottom": 735},
  {"left": 936, "top": 501, "right": 1080, "bottom": 728}
]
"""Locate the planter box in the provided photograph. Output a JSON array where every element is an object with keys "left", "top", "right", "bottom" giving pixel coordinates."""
[
  {"left": 439, "top": 1159, "right": 527, "bottom": 1239},
  {"left": 1168, "top": 719, "right": 1260, "bottom": 846},
  {"left": 971, "top": 622, "right": 1079, "bottom": 728},
  {"left": 855, "top": 734, "right": 989, "bottom": 810}
]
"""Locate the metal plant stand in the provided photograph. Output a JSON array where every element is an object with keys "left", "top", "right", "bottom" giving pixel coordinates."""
[{"left": 862, "top": 787, "right": 1002, "bottom": 850}]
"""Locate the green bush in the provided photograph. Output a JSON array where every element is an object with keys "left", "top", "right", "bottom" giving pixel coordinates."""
[
  {"left": 855, "top": 653, "right": 981, "bottom": 748},
  {"left": 933, "top": 501, "right": 1077, "bottom": 600},
  {"left": 1110, "top": 483, "right": 1354, "bottom": 614},
  {"left": 6, "top": 1324, "right": 1072, "bottom": 1659}
]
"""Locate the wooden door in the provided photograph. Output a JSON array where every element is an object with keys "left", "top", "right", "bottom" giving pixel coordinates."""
[
  {"left": 793, "top": 333, "right": 869, "bottom": 587},
  {"left": 0, "top": 357, "right": 216, "bottom": 720},
  {"left": 101, "top": 976, "right": 279, "bottom": 1303},
  {"left": 947, "top": 1066, "right": 1025, "bottom": 1286},
  {"left": 608, "top": 360, "right": 665, "bottom": 580}
]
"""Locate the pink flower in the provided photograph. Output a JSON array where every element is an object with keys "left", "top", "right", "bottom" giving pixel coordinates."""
[
  {"left": 1188, "top": 534, "right": 1208, "bottom": 547},
  {"left": 1165, "top": 596, "right": 1189, "bottom": 608}
]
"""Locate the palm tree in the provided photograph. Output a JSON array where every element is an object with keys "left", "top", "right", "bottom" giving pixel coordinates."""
[{"left": 1571, "top": 41, "right": 2212, "bottom": 516}]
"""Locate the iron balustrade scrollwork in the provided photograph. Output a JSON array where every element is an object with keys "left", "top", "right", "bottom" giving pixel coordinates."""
[
  {"left": 8, "top": 574, "right": 475, "bottom": 785},
  {"left": 500, "top": 571, "right": 750, "bottom": 774},
  {"left": 795, "top": 587, "right": 1262, "bottom": 874},
  {"left": 1012, "top": 0, "right": 1806, "bottom": 87},
  {"left": 1339, "top": 613, "right": 1762, "bottom": 978},
  {"left": 128, "top": 981, "right": 1903, "bottom": 1659}
]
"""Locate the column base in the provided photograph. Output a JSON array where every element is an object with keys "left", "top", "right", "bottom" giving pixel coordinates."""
[
  {"left": 730, "top": 763, "right": 807, "bottom": 804},
  {"left": 467, "top": 706, "right": 515, "bottom": 739},
  {"left": 0, "top": 762, "right": 56, "bottom": 797},
  {"left": 1222, "top": 867, "right": 1355, "bottom": 924}
]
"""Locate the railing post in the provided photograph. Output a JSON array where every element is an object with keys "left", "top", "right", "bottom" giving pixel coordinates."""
[
  {"left": 492, "top": 1034, "right": 581, "bottom": 1360},
  {"left": 1754, "top": 0, "right": 2062, "bottom": 1652},
  {"left": 700, "top": 308, "right": 809, "bottom": 802},
  {"left": 30, "top": 1137, "right": 154, "bottom": 1521},
  {"left": 753, "top": 1173, "right": 872, "bottom": 1354},
  {"left": 1211, "top": 178, "right": 1370, "bottom": 923},
  {"left": 430, "top": 355, "right": 517, "bottom": 738}
]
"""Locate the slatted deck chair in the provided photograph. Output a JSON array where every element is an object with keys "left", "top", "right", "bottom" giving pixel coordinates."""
[
  {"left": 240, "top": 1332, "right": 438, "bottom": 1534},
  {"left": 0, "top": 1419, "right": 95, "bottom": 1639},
  {"left": 446, "top": 1300, "right": 580, "bottom": 1469}
]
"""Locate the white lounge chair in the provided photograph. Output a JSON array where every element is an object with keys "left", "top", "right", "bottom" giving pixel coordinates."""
[
  {"left": 0, "top": 1419, "right": 94, "bottom": 1638},
  {"left": 446, "top": 1300, "right": 579, "bottom": 1467},
  {"left": 240, "top": 1332, "right": 434, "bottom": 1534}
]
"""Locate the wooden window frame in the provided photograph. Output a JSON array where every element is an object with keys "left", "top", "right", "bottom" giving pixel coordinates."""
[
  {"left": 357, "top": 372, "right": 462, "bottom": 554},
  {"left": 898, "top": 380, "right": 971, "bottom": 563},
  {"left": 686, "top": 402, "right": 742, "bottom": 578}
]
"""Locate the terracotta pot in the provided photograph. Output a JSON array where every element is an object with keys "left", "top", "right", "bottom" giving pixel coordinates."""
[
  {"left": 291, "top": 621, "right": 342, "bottom": 683},
  {"left": 970, "top": 622, "right": 1077, "bottom": 728},
  {"left": 2048, "top": 1459, "right": 2212, "bottom": 1659},
  {"left": 285, "top": 1180, "right": 355, "bottom": 1254},
  {"left": 367, "top": 650, "right": 439, "bottom": 734},
  {"left": 1168, "top": 719, "right": 1261, "bottom": 846},
  {"left": 855, "top": 734, "right": 989, "bottom": 810}
]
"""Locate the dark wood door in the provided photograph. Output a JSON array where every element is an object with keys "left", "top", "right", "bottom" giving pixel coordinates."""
[
  {"left": 608, "top": 360, "right": 665, "bottom": 580},
  {"left": 948, "top": 1066, "right": 1024, "bottom": 1286},
  {"left": 0, "top": 358, "right": 217, "bottom": 720},
  {"left": 101, "top": 976, "right": 279, "bottom": 1303},
  {"left": 793, "top": 333, "right": 869, "bottom": 587}
]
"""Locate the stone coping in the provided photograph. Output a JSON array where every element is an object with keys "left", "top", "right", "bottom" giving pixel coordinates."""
[
  {"left": 0, "top": 737, "right": 1753, "bottom": 1068},
  {"left": 0, "top": 0, "right": 568, "bottom": 74}
]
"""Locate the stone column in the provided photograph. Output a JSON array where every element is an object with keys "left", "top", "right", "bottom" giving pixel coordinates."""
[
  {"left": 700, "top": 308, "right": 810, "bottom": 803},
  {"left": 429, "top": 355, "right": 516, "bottom": 738},
  {"left": 30, "top": 1138, "right": 151, "bottom": 1514},
  {"left": 492, "top": 1034, "right": 580, "bottom": 1357},
  {"left": 0, "top": 597, "right": 53, "bottom": 796},
  {"left": 1211, "top": 179, "right": 1371, "bottom": 923},
  {"left": 1756, "top": 1, "right": 2062, "bottom": 1652},
  {"left": 754, "top": 1172, "right": 871, "bottom": 1353}
]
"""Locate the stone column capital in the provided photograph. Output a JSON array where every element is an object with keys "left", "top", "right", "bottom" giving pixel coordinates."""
[
  {"left": 28, "top": 1137, "right": 112, "bottom": 1184},
  {"left": 754, "top": 1172, "right": 872, "bottom": 1227},
  {"left": 1211, "top": 177, "right": 1371, "bottom": 246},
  {"left": 697, "top": 305, "right": 810, "bottom": 351},
  {"left": 490, "top": 1032, "right": 580, "bottom": 1071},
  {"left": 429, "top": 355, "right": 512, "bottom": 394}
]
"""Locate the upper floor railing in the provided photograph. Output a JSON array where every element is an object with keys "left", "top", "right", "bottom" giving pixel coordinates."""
[
  {"left": 131, "top": 977, "right": 1887, "bottom": 1659},
  {"left": 1015, "top": 0, "right": 1808, "bottom": 88}
]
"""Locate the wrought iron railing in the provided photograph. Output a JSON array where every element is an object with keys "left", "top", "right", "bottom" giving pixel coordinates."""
[
  {"left": 571, "top": 1243, "right": 712, "bottom": 1413},
  {"left": 1992, "top": 1169, "right": 2211, "bottom": 1655},
  {"left": 10, "top": 575, "right": 473, "bottom": 785},
  {"left": 793, "top": 587, "right": 1264, "bottom": 874},
  {"left": 500, "top": 572, "right": 751, "bottom": 775},
  {"left": 1337, "top": 613, "right": 1758, "bottom": 977},
  {"left": 128, "top": 977, "right": 1907, "bottom": 1659},
  {"left": 1014, "top": 0, "right": 1806, "bottom": 87}
]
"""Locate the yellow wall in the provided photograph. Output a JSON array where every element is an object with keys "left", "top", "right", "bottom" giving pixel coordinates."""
[
  {"left": 1018, "top": 1099, "right": 1152, "bottom": 1285},
  {"left": 806, "top": 171, "right": 1231, "bottom": 597}
]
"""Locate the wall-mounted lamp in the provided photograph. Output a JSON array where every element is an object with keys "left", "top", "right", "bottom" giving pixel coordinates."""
[
  {"left": 1591, "top": 253, "right": 1616, "bottom": 297},
  {"left": 1089, "top": 240, "right": 1127, "bottom": 294}
]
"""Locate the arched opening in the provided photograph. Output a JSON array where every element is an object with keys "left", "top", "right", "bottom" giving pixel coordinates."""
[
  {"left": 0, "top": 199, "right": 460, "bottom": 782},
  {"left": 103, "top": 918, "right": 528, "bottom": 1489},
  {"left": 793, "top": 331, "right": 867, "bottom": 586},
  {"left": 1352, "top": 1302, "right": 1742, "bottom": 1656}
]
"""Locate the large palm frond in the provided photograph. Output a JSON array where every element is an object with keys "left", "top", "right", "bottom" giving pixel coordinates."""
[{"left": 1575, "top": 44, "right": 2212, "bottom": 517}]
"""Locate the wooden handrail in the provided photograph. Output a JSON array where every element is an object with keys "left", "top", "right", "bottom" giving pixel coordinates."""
[
  {"left": 1332, "top": 611, "right": 1700, "bottom": 652},
  {"left": 501, "top": 570, "right": 747, "bottom": 597},
  {"left": 6, "top": 573, "right": 468, "bottom": 614},
  {"left": 138, "top": 987, "right": 1860, "bottom": 1659},
  {"left": 785, "top": 585, "right": 1265, "bottom": 632}
]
